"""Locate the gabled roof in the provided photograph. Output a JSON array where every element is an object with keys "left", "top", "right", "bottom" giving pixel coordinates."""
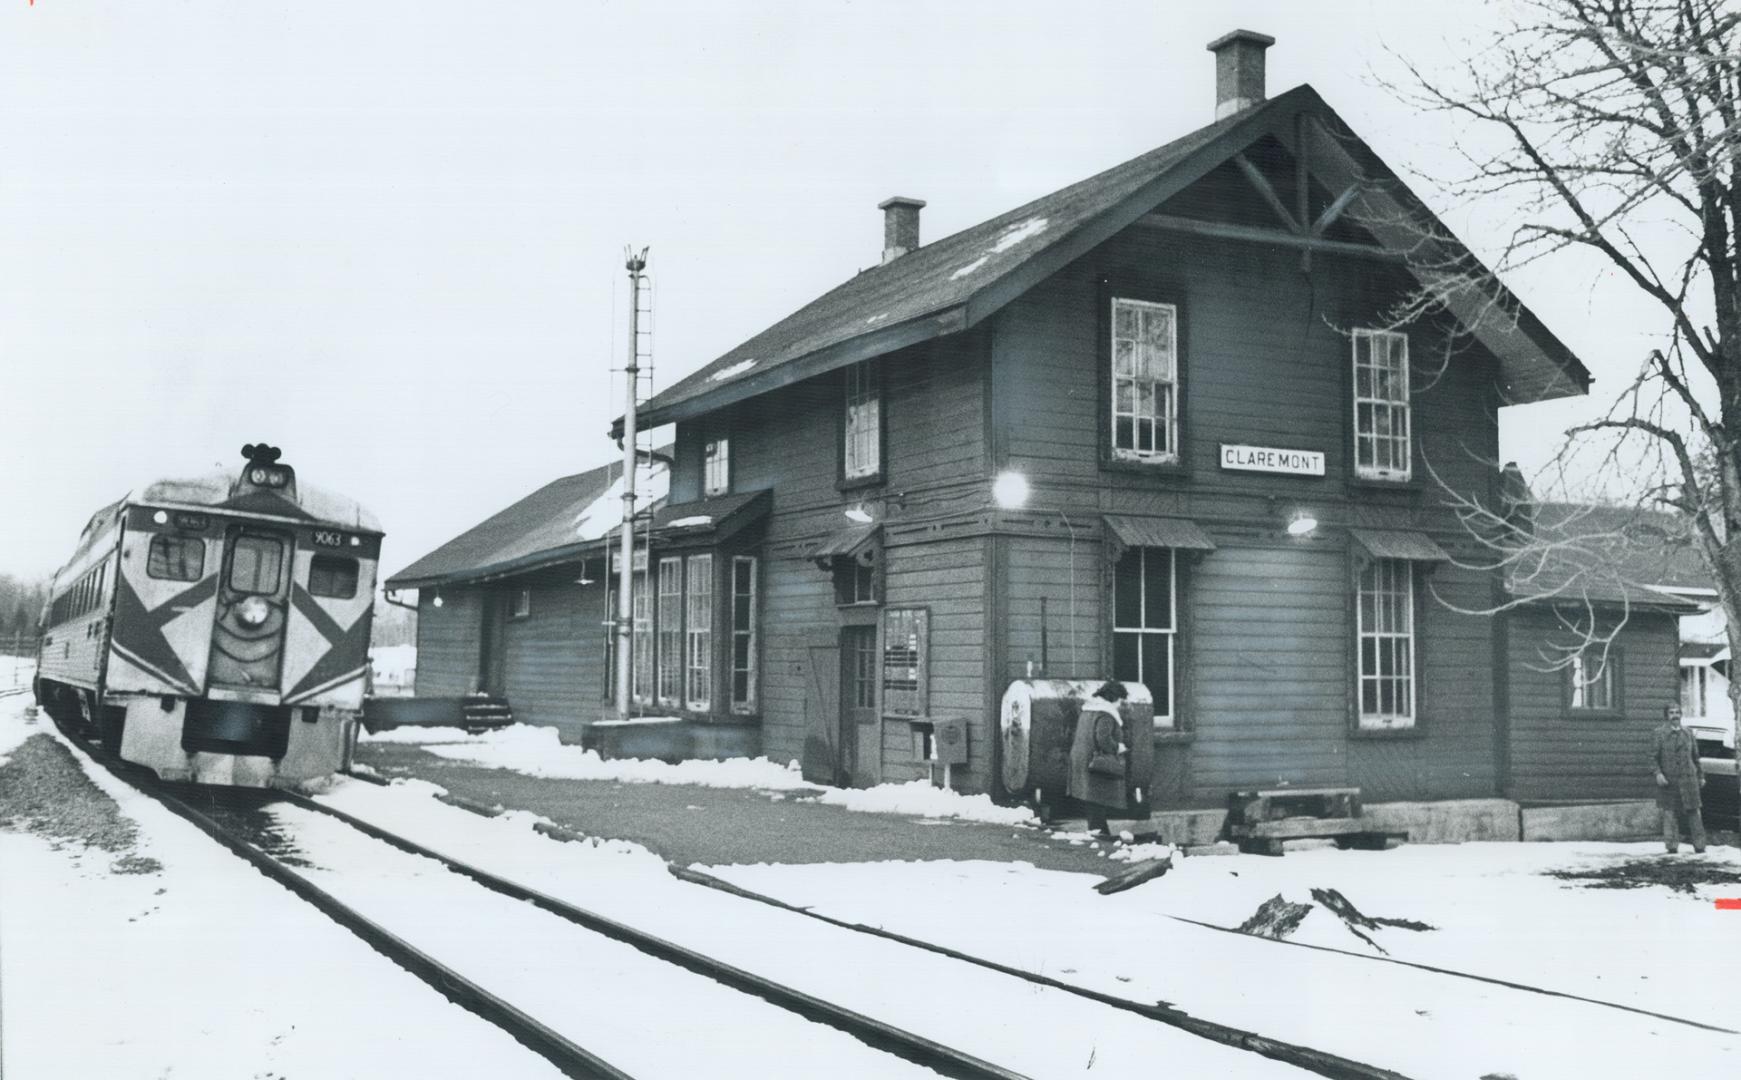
[
  {"left": 387, "top": 452, "right": 670, "bottom": 591},
  {"left": 619, "top": 84, "right": 1589, "bottom": 436}
]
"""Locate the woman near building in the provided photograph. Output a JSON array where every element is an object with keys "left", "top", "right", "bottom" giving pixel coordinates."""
[{"left": 1069, "top": 681, "right": 1130, "bottom": 834}]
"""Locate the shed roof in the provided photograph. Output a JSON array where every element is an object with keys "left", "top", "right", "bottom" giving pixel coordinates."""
[
  {"left": 387, "top": 452, "right": 670, "bottom": 590},
  {"left": 1504, "top": 502, "right": 1709, "bottom": 614},
  {"left": 619, "top": 84, "right": 1588, "bottom": 436}
]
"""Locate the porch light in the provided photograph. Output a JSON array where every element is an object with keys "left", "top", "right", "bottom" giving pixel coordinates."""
[
  {"left": 432, "top": 590, "right": 445, "bottom": 608},
  {"left": 992, "top": 470, "right": 1030, "bottom": 510},
  {"left": 844, "top": 505, "right": 874, "bottom": 524},
  {"left": 1287, "top": 511, "right": 1319, "bottom": 537}
]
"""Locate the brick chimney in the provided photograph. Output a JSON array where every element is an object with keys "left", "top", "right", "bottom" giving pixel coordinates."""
[
  {"left": 1206, "top": 29, "right": 1275, "bottom": 120},
  {"left": 879, "top": 196, "right": 926, "bottom": 264}
]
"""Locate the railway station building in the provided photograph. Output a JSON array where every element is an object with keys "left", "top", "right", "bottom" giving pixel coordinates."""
[{"left": 390, "top": 32, "right": 1693, "bottom": 828}]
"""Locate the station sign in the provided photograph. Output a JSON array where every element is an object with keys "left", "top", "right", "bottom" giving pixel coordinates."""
[{"left": 1219, "top": 443, "right": 1325, "bottom": 477}]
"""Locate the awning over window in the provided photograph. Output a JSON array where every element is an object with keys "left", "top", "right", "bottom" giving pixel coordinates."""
[
  {"left": 809, "top": 523, "right": 880, "bottom": 568},
  {"left": 1350, "top": 528, "right": 1449, "bottom": 563},
  {"left": 1104, "top": 514, "right": 1217, "bottom": 552},
  {"left": 650, "top": 489, "right": 771, "bottom": 544}
]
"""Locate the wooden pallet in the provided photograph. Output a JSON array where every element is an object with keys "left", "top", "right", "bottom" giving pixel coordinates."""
[
  {"left": 1226, "top": 786, "right": 1402, "bottom": 855},
  {"left": 1229, "top": 787, "right": 1363, "bottom": 825}
]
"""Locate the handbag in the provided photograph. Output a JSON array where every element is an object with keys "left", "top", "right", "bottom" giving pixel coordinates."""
[{"left": 1088, "top": 751, "right": 1124, "bottom": 777}]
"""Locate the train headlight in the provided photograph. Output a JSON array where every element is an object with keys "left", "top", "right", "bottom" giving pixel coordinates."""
[{"left": 237, "top": 596, "right": 270, "bottom": 627}]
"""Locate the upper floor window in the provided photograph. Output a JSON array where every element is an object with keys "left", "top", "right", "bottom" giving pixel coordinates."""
[
  {"left": 704, "top": 437, "right": 731, "bottom": 497},
  {"left": 1353, "top": 329, "right": 1411, "bottom": 481},
  {"left": 1112, "top": 545, "right": 1176, "bottom": 729},
  {"left": 1569, "top": 652, "right": 1617, "bottom": 712},
  {"left": 1110, "top": 298, "right": 1178, "bottom": 462},
  {"left": 510, "top": 586, "right": 531, "bottom": 619},
  {"left": 843, "top": 361, "right": 881, "bottom": 481},
  {"left": 1357, "top": 558, "right": 1415, "bottom": 729}
]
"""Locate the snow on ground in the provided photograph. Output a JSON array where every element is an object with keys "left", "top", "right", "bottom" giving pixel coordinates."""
[
  {"left": 388, "top": 723, "right": 1040, "bottom": 825},
  {"left": 0, "top": 697, "right": 566, "bottom": 1080},
  {"left": 708, "top": 855, "right": 1740, "bottom": 1080},
  {"left": 0, "top": 654, "right": 34, "bottom": 692},
  {"left": 312, "top": 778, "right": 1305, "bottom": 1079},
  {"left": 263, "top": 801, "right": 941, "bottom": 1080}
]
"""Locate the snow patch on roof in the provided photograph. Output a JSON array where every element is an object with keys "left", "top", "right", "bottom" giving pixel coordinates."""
[
  {"left": 665, "top": 515, "right": 713, "bottom": 529},
  {"left": 709, "top": 358, "right": 758, "bottom": 382},
  {"left": 950, "top": 256, "right": 989, "bottom": 280},
  {"left": 991, "top": 216, "right": 1049, "bottom": 253},
  {"left": 865, "top": 312, "right": 889, "bottom": 324},
  {"left": 570, "top": 464, "right": 670, "bottom": 543}
]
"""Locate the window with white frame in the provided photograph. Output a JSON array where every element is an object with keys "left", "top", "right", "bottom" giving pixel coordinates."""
[
  {"left": 1110, "top": 298, "right": 1178, "bottom": 462},
  {"left": 1681, "top": 664, "right": 1708, "bottom": 719},
  {"left": 1353, "top": 329, "right": 1411, "bottom": 480},
  {"left": 1357, "top": 558, "right": 1415, "bottom": 728},
  {"left": 731, "top": 556, "right": 758, "bottom": 713},
  {"left": 631, "top": 560, "right": 652, "bottom": 704},
  {"left": 1569, "top": 652, "right": 1617, "bottom": 711},
  {"left": 843, "top": 361, "right": 881, "bottom": 480},
  {"left": 656, "top": 557, "right": 683, "bottom": 705},
  {"left": 704, "top": 437, "right": 730, "bottom": 497},
  {"left": 511, "top": 586, "right": 531, "bottom": 619},
  {"left": 1112, "top": 546, "right": 1176, "bottom": 728},
  {"left": 686, "top": 554, "right": 714, "bottom": 710}
]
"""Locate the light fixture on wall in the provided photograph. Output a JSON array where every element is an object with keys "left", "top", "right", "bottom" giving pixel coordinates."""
[
  {"left": 992, "top": 470, "right": 1030, "bottom": 510},
  {"left": 844, "top": 505, "right": 874, "bottom": 524},
  {"left": 1286, "top": 511, "right": 1319, "bottom": 537},
  {"left": 432, "top": 589, "right": 445, "bottom": 608}
]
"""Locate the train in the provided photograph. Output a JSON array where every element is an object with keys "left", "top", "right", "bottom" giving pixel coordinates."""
[{"left": 34, "top": 444, "right": 382, "bottom": 788}]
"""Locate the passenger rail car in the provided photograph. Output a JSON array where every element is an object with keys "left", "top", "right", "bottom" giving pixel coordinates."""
[{"left": 35, "top": 445, "right": 382, "bottom": 787}]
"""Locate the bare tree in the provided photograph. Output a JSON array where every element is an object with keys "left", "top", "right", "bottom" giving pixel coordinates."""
[{"left": 1370, "top": 0, "right": 1741, "bottom": 761}]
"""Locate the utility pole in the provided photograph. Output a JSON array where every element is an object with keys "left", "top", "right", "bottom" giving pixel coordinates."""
[{"left": 615, "top": 247, "right": 649, "bottom": 721}]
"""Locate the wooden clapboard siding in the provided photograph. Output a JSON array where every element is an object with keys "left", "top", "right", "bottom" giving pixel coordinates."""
[
  {"left": 1506, "top": 607, "right": 1680, "bottom": 802},
  {"left": 501, "top": 566, "right": 605, "bottom": 742},
  {"left": 1001, "top": 534, "right": 1102, "bottom": 685},
  {"left": 758, "top": 554, "right": 838, "bottom": 764},
  {"left": 415, "top": 587, "right": 483, "bottom": 696},
  {"left": 1187, "top": 543, "right": 1350, "bottom": 797},
  {"left": 1348, "top": 562, "right": 1499, "bottom": 801},
  {"left": 883, "top": 535, "right": 988, "bottom": 790}
]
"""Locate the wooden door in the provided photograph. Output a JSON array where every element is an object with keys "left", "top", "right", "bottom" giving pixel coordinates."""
[
  {"left": 478, "top": 590, "right": 507, "bottom": 696},
  {"left": 842, "top": 625, "right": 879, "bottom": 787},
  {"left": 801, "top": 645, "right": 842, "bottom": 785}
]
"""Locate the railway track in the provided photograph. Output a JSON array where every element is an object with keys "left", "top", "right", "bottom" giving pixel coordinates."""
[
  {"left": 54, "top": 720, "right": 1034, "bottom": 1080},
  {"left": 43, "top": 712, "right": 1414, "bottom": 1080}
]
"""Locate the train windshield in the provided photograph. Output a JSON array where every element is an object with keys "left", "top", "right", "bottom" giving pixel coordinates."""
[{"left": 229, "top": 535, "right": 285, "bottom": 595}]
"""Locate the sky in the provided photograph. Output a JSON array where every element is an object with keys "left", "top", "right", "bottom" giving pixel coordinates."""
[{"left": 0, "top": 1, "right": 1681, "bottom": 582}]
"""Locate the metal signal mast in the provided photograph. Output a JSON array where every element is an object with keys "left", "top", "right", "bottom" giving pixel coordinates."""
[{"left": 615, "top": 246, "right": 650, "bottom": 721}]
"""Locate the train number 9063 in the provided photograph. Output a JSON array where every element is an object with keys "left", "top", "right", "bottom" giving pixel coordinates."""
[{"left": 312, "top": 529, "right": 349, "bottom": 548}]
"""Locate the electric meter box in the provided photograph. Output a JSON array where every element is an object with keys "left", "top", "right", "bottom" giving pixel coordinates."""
[{"left": 929, "top": 717, "right": 968, "bottom": 766}]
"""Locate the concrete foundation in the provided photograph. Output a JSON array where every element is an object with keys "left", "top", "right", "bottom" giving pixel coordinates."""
[
  {"left": 1362, "top": 798, "right": 1521, "bottom": 843},
  {"left": 583, "top": 718, "right": 761, "bottom": 763},
  {"left": 1519, "top": 800, "right": 1659, "bottom": 842}
]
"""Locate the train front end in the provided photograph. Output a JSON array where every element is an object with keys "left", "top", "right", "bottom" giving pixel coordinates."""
[{"left": 104, "top": 445, "right": 381, "bottom": 788}]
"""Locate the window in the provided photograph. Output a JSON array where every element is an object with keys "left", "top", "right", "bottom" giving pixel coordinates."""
[
  {"left": 509, "top": 586, "right": 531, "bottom": 619},
  {"left": 1357, "top": 558, "right": 1415, "bottom": 729},
  {"left": 843, "top": 361, "right": 881, "bottom": 480},
  {"left": 1354, "top": 329, "right": 1411, "bottom": 480},
  {"left": 1681, "top": 665, "right": 1709, "bottom": 719},
  {"left": 686, "top": 555, "right": 714, "bottom": 710},
  {"left": 1110, "top": 297, "right": 1178, "bottom": 461},
  {"left": 731, "top": 556, "right": 758, "bottom": 714},
  {"left": 882, "top": 608, "right": 928, "bottom": 717},
  {"left": 1569, "top": 652, "right": 1617, "bottom": 711},
  {"left": 1112, "top": 546, "right": 1176, "bottom": 728},
  {"left": 310, "top": 555, "right": 359, "bottom": 600},
  {"left": 229, "top": 535, "right": 284, "bottom": 594},
  {"left": 834, "top": 558, "right": 877, "bottom": 606},
  {"left": 148, "top": 534, "right": 205, "bottom": 582},
  {"left": 657, "top": 557, "right": 684, "bottom": 704},
  {"left": 704, "top": 437, "right": 731, "bottom": 497},
  {"left": 632, "top": 560, "right": 652, "bottom": 704}
]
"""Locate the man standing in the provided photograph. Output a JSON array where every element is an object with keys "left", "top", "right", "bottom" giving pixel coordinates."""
[{"left": 1653, "top": 703, "right": 1706, "bottom": 854}]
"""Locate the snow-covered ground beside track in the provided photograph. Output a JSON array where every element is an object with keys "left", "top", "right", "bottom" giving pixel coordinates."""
[
  {"left": 710, "top": 851, "right": 1741, "bottom": 1079},
  {"left": 0, "top": 694, "right": 565, "bottom": 1080},
  {"left": 370, "top": 723, "right": 1038, "bottom": 825},
  {"left": 312, "top": 778, "right": 1304, "bottom": 1079},
  {"left": 315, "top": 775, "right": 1738, "bottom": 1080}
]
